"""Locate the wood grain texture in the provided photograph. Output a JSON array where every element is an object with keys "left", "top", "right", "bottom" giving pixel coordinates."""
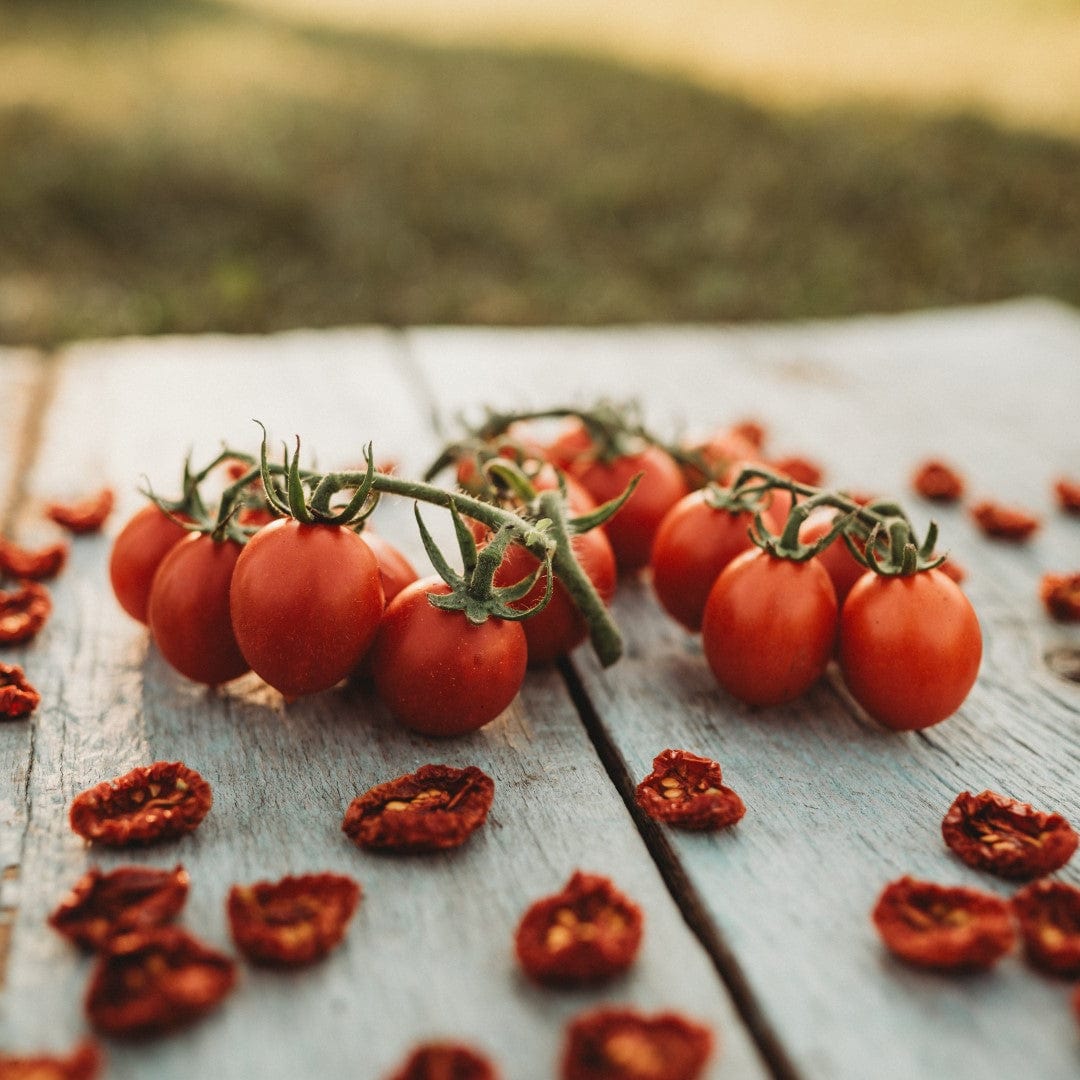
[
  {"left": 409, "top": 298, "right": 1080, "bottom": 1080},
  {"left": 0, "top": 333, "right": 764, "bottom": 1079}
]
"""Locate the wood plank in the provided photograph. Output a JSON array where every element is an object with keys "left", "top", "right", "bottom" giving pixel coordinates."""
[
  {"left": 408, "top": 298, "right": 1080, "bottom": 1080},
  {"left": 0, "top": 332, "right": 766, "bottom": 1078}
]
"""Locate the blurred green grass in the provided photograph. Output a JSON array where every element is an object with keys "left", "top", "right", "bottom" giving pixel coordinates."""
[{"left": 2, "top": 0, "right": 1079, "bottom": 344}]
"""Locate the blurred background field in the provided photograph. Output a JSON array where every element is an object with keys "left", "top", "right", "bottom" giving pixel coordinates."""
[{"left": 2, "top": 0, "right": 1079, "bottom": 345}]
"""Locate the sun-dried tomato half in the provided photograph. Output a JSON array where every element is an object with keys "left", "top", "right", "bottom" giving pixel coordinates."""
[
  {"left": 48, "top": 865, "right": 190, "bottom": 951},
  {"left": 561, "top": 1007, "right": 714, "bottom": 1080},
  {"left": 0, "top": 537, "right": 68, "bottom": 581},
  {"left": 969, "top": 500, "right": 1040, "bottom": 541},
  {"left": 69, "top": 761, "right": 213, "bottom": 847},
  {"left": 771, "top": 455, "right": 823, "bottom": 487},
  {"left": 1055, "top": 477, "right": 1080, "bottom": 514},
  {"left": 46, "top": 488, "right": 115, "bottom": 535},
  {"left": 227, "top": 872, "right": 361, "bottom": 966},
  {"left": 515, "top": 871, "right": 644, "bottom": 986},
  {"left": 1011, "top": 880, "right": 1080, "bottom": 977},
  {"left": 0, "top": 662, "right": 41, "bottom": 720},
  {"left": 386, "top": 1043, "right": 499, "bottom": 1080},
  {"left": 85, "top": 926, "right": 236, "bottom": 1038},
  {"left": 634, "top": 750, "right": 745, "bottom": 831},
  {"left": 342, "top": 764, "right": 494, "bottom": 853},
  {"left": 0, "top": 580, "right": 51, "bottom": 645},
  {"left": 871, "top": 876, "right": 1015, "bottom": 970},
  {"left": 0, "top": 1039, "right": 104, "bottom": 1079},
  {"left": 912, "top": 460, "right": 965, "bottom": 502},
  {"left": 942, "top": 790, "right": 1078, "bottom": 880},
  {"left": 1040, "top": 572, "right": 1080, "bottom": 622}
]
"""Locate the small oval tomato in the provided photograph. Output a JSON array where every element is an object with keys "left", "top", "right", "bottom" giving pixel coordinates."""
[
  {"left": 110, "top": 504, "right": 193, "bottom": 625},
  {"left": 371, "top": 578, "right": 527, "bottom": 736},
  {"left": 229, "top": 519, "right": 384, "bottom": 698},
  {"left": 651, "top": 490, "right": 763, "bottom": 632},
  {"left": 148, "top": 533, "right": 250, "bottom": 686},
  {"left": 800, "top": 508, "right": 867, "bottom": 606},
  {"left": 495, "top": 528, "right": 617, "bottom": 666},
  {"left": 702, "top": 548, "right": 838, "bottom": 706},
  {"left": 359, "top": 530, "right": 419, "bottom": 605},
  {"left": 839, "top": 568, "right": 981, "bottom": 730}
]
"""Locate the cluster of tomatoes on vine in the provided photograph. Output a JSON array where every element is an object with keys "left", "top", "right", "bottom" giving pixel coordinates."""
[{"left": 108, "top": 404, "right": 980, "bottom": 735}]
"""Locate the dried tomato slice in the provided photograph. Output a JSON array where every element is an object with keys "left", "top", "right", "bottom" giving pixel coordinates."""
[
  {"left": 227, "top": 872, "right": 361, "bottom": 966},
  {"left": 0, "top": 580, "right": 51, "bottom": 645},
  {"left": 942, "top": 790, "right": 1078, "bottom": 880},
  {"left": 386, "top": 1043, "right": 499, "bottom": 1080},
  {"left": 561, "top": 1007, "right": 714, "bottom": 1080},
  {"left": 1040, "top": 572, "right": 1080, "bottom": 622},
  {"left": 48, "top": 865, "right": 190, "bottom": 951},
  {"left": 69, "top": 762, "right": 213, "bottom": 847},
  {"left": 0, "top": 537, "right": 68, "bottom": 581},
  {"left": 1012, "top": 880, "right": 1080, "bottom": 977},
  {"left": 1055, "top": 477, "right": 1080, "bottom": 514},
  {"left": 0, "top": 1039, "right": 104, "bottom": 1080},
  {"left": 912, "top": 460, "right": 965, "bottom": 502},
  {"left": 0, "top": 663, "right": 41, "bottom": 720},
  {"left": 85, "top": 927, "right": 236, "bottom": 1038},
  {"left": 634, "top": 750, "right": 745, "bottom": 831},
  {"left": 342, "top": 764, "right": 494, "bottom": 853},
  {"left": 46, "top": 488, "right": 115, "bottom": 535},
  {"left": 969, "top": 500, "right": 1040, "bottom": 541},
  {"left": 515, "top": 871, "right": 644, "bottom": 985},
  {"left": 871, "top": 876, "right": 1015, "bottom": 970}
]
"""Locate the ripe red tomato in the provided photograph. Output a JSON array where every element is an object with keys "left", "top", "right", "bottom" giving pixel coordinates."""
[
  {"left": 702, "top": 548, "right": 838, "bottom": 706},
  {"left": 110, "top": 504, "right": 193, "bottom": 624},
  {"left": 359, "top": 530, "right": 419, "bottom": 605},
  {"left": 494, "top": 528, "right": 617, "bottom": 665},
  {"left": 651, "top": 490, "right": 789, "bottom": 633},
  {"left": 800, "top": 509, "right": 867, "bottom": 606},
  {"left": 839, "top": 568, "right": 981, "bottom": 730},
  {"left": 229, "top": 519, "right": 384, "bottom": 698},
  {"left": 148, "top": 533, "right": 250, "bottom": 686},
  {"left": 371, "top": 578, "right": 527, "bottom": 735}
]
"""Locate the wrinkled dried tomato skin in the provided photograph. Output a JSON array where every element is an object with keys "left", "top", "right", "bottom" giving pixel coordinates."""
[
  {"left": 912, "top": 460, "right": 965, "bottom": 502},
  {"left": 0, "top": 663, "right": 42, "bottom": 720},
  {"left": 228, "top": 873, "right": 361, "bottom": 966},
  {"left": 634, "top": 750, "right": 745, "bottom": 831},
  {"left": 0, "top": 537, "right": 68, "bottom": 580},
  {"left": 969, "top": 500, "right": 1040, "bottom": 541},
  {"left": 49, "top": 865, "right": 190, "bottom": 951},
  {"left": 1012, "top": 880, "right": 1080, "bottom": 977},
  {"left": 0, "top": 1039, "right": 104, "bottom": 1079},
  {"left": 1055, "top": 477, "right": 1080, "bottom": 514},
  {"left": 69, "top": 762, "right": 213, "bottom": 846},
  {"left": 386, "top": 1043, "right": 499, "bottom": 1080},
  {"left": 46, "top": 488, "right": 115, "bottom": 534},
  {"left": 342, "top": 764, "right": 494, "bottom": 853},
  {"left": 942, "top": 790, "right": 1078, "bottom": 880},
  {"left": 1040, "top": 572, "right": 1080, "bottom": 622},
  {"left": 0, "top": 580, "right": 51, "bottom": 645},
  {"left": 515, "top": 871, "right": 644, "bottom": 985},
  {"left": 561, "top": 1008, "right": 714, "bottom": 1080},
  {"left": 85, "top": 927, "right": 235, "bottom": 1038},
  {"left": 871, "top": 876, "right": 1015, "bottom": 971}
]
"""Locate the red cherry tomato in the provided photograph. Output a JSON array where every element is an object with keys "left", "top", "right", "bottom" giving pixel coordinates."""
[
  {"left": 839, "top": 568, "right": 981, "bottom": 730},
  {"left": 702, "top": 548, "right": 838, "bottom": 706},
  {"left": 371, "top": 578, "right": 527, "bottom": 736},
  {"left": 800, "top": 509, "right": 867, "bottom": 606},
  {"left": 229, "top": 519, "right": 384, "bottom": 698},
  {"left": 650, "top": 490, "right": 761, "bottom": 633},
  {"left": 494, "top": 528, "right": 617, "bottom": 666},
  {"left": 110, "top": 504, "right": 193, "bottom": 624},
  {"left": 359, "top": 530, "right": 419, "bottom": 605},
  {"left": 148, "top": 533, "right": 250, "bottom": 686}
]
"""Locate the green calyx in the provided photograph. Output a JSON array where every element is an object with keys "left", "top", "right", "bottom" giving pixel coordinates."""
[{"left": 851, "top": 518, "right": 946, "bottom": 577}]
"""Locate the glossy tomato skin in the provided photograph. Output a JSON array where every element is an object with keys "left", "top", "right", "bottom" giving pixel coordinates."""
[
  {"left": 359, "top": 530, "right": 419, "bottom": 605},
  {"left": 371, "top": 578, "right": 527, "bottom": 736},
  {"left": 701, "top": 548, "right": 838, "bottom": 706},
  {"left": 569, "top": 445, "right": 688, "bottom": 575},
  {"left": 839, "top": 568, "right": 981, "bottom": 730},
  {"left": 650, "top": 490, "right": 770, "bottom": 633},
  {"left": 148, "top": 533, "right": 250, "bottom": 686},
  {"left": 229, "top": 519, "right": 384, "bottom": 698},
  {"left": 495, "top": 528, "right": 617, "bottom": 666},
  {"left": 800, "top": 509, "right": 867, "bottom": 606},
  {"left": 110, "top": 504, "right": 193, "bottom": 624}
]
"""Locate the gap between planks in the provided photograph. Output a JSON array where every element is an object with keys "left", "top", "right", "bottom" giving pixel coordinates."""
[{"left": 557, "top": 658, "right": 804, "bottom": 1080}]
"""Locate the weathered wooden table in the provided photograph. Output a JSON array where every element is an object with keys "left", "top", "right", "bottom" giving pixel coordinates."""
[{"left": 2, "top": 298, "right": 1079, "bottom": 1079}]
